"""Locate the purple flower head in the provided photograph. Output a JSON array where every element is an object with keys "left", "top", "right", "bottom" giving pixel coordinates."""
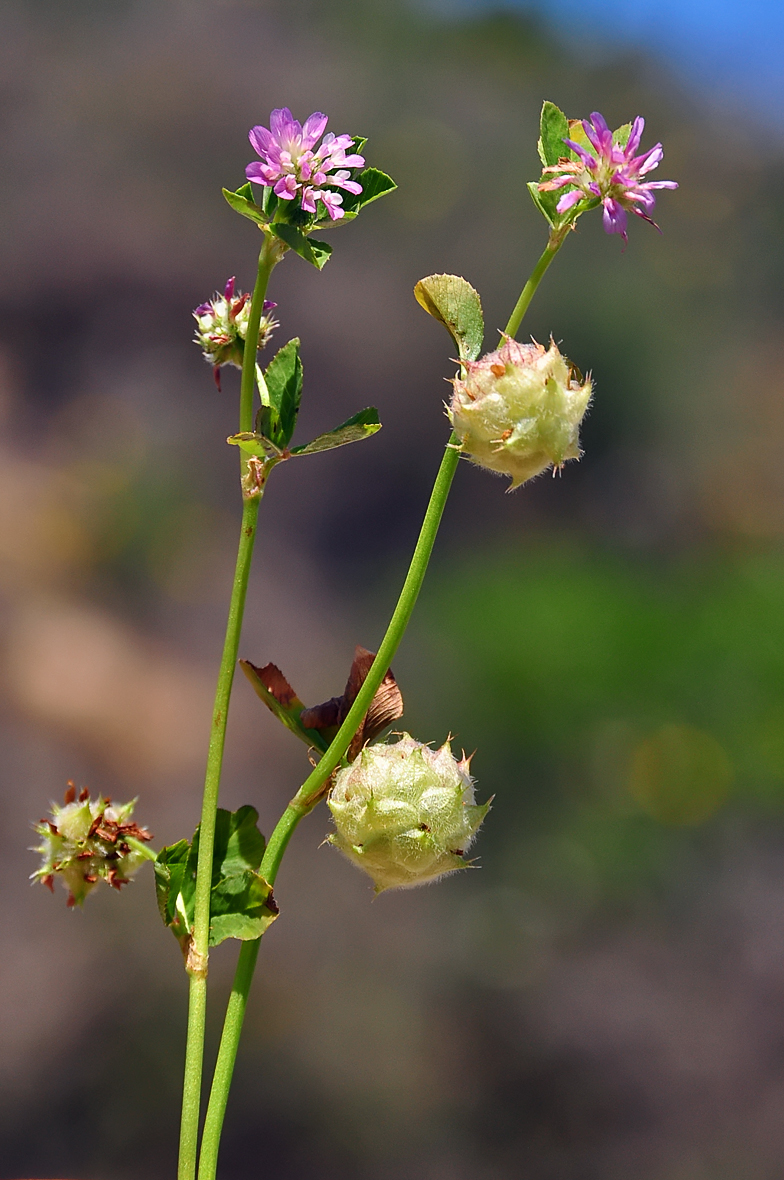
[
  {"left": 246, "top": 108, "right": 365, "bottom": 222},
  {"left": 539, "top": 111, "right": 677, "bottom": 244}
]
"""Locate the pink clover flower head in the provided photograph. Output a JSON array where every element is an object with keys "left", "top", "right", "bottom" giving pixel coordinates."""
[
  {"left": 193, "top": 277, "right": 278, "bottom": 376},
  {"left": 246, "top": 108, "right": 364, "bottom": 222},
  {"left": 539, "top": 112, "right": 677, "bottom": 243}
]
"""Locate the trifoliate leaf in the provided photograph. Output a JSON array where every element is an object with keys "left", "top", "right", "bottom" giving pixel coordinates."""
[{"left": 154, "top": 807, "right": 278, "bottom": 959}]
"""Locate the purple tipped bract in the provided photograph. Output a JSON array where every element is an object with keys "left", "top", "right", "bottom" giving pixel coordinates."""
[
  {"left": 539, "top": 111, "right": 677, "bottom": 243},
  {"left": 246, "top": 107, "right": 365, "bottom": 222}
]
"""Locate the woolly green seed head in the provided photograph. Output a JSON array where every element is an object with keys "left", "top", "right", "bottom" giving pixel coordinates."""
[
  {"left": 327, "top": 734, "right": 490, "bottom": 893},
  {"left": 31, "top": 785, "right": 152, "bottom": 907},
  {"left": 449, "top": 337, "right": 592, "bottom": 489}
]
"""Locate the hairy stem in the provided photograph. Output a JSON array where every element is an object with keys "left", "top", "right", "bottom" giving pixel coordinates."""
[
  {"left": 503, "top": 229, "right": 568, "bottom": 340},
  {"left": 178, "top": 233, "right": 276, "bottom": 1180}
]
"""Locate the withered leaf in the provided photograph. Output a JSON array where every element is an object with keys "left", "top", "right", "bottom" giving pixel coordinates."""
[
  {"left": 256, "top": 662, "right": 298, "bottom": 708},
  {"left": 301, "top": 645, "right": 403, "bottom": 758},
  {"left": 242, "top": 647, "right": 403, "bottom": 763},
  {"left": 240, "top": 660, "right": 329, "bottom": 752}
]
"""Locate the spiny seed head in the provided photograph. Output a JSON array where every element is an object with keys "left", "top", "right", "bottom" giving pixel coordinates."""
[
  {"left": 449, "top": 336, "right": 592, "bottom": 489},
  {"left": 327, "top": 734, "right": 490, "bottom": 893},
  {"left": 31, "top": 784, "right": 152, "bottom": 907}
]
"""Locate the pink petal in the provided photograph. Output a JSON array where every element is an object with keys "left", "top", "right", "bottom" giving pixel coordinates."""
[
  {"left": 301, "top": 112, "right": 328, "bottom": 149},
  {"left": 270, "top": 108, "right": 299, "bottom": 143},
  {"left": 563, "top": 138, "right": 597, "bottom": 171},
  {"left": 556, "top": 188, "right": 583, "bottom": 214},
  {"left": 245, "top": 162, "right": 273, "bottom": 184},
  {"left": 636, "top": 144, "right": 664, "bottom": 175},
  {"left": 249, "top": 125, "right": 275, "bottom": 157},
  {"left": 625, "top": 116, "right": 645, "bottom": 157}
]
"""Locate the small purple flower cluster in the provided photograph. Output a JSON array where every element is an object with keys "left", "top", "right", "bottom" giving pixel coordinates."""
[
  {"left": 539, "top": 112, "right": 677, "bottom": 242},
  {"left": 193, "top": 276, "right": 278, "bottom": 377},
  {"left": 246, "top": 108, "right": 365, "bottom": 222}
]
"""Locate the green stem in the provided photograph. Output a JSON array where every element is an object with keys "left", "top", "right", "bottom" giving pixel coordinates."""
[
  {"left": 177, "top": 233, "right": 276, "bottom": 1180},
  {"left": 503, "top": 229, "right": 568, "bottom": 340},
  {"left": 196, "top": 435, "right": 462, "bottom": 1180},
  {"left": 125, "top": 836, "right": 157, "bottom": 861},
  {"left": 240, "top": 238, "right": 278, "bottom": 434},
  {"left": 196, "top": 222, "right": 574, "bottom": 1180}
]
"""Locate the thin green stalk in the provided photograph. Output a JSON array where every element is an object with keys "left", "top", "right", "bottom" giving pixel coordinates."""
[
  {"left": 240, "top": 239, "right": 278, "bottom": 433},
  {"left": 503, "top": 229, "right": 568, "bottom": 340},
  {"left": 197, "top": 225, "right": 573, "bottom": 1180},
  {"left": 178, "top": 233, "right": 276, "bottom": 1180},
  {"left": 197, "top": 436, "right": 462, "bottom": 1180}
]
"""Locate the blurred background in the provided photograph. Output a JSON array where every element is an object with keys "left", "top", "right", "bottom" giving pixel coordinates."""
[{"left": 1, "top": 1, "right": 783, "bottom": 1177}]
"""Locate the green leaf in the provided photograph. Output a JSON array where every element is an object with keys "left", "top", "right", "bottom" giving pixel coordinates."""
[
  {"left": 613, "top": 122, "right": 632, "bottom": 149},
  {"left": 290, "top": 407, "right": 381, "bottom": 456},
  {"left": 258, "top": 338, "right": 303, "bottom": 449},
  {"left": 222, "top": 186, "right": 268, "bottom": 227},
  {"left": 208, "top": 807, "right": 277, "bottom": 945},
  {"left": 270, "top": 222, "right": 332, "bottom": 269},
  {"left": 154, "top": 807, "right": 278, "bottom": 955},
  {"left": 154, "top": 838, "right": 193, "bottom": 946},
  {"left": 537, "top": 101, "right": 569, "bottom": 168},
  {"left": 527, "top": 180, "right": 557, "bottom": 227},
  {"left": 341, "top": 167, "right": 397, "bottom": 215},
  {"left": 240, "top": 660, "right": 329, "bottom": 753},
  {"left": 414, "top": 274, "right": 484, "bottom": 363},
  {"left": 565, "top": 118, "right": 593, "bottom": 160},
  {"left": 226, "top": 431, "right": 280, "bottom": 459},
  {"left": 261, "top": 185, "right": 278, "bottom": 218}
]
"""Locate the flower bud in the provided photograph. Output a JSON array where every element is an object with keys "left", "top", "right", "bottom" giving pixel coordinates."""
[
  {"left": 31, "top": 783, "right": 152, "bottom": 907},
  {"left": 327, "top": 734, "right": 490, "bottom": 893},
  {"left": 449, "top": 337, "right": 592, "bottom": 489},
  {"left": 193, "top": 276, "right": 278, "bottom": 371}
]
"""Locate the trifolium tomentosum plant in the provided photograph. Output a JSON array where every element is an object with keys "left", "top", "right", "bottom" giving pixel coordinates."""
[{"left": 30, "top": 101, "right": 676, "bottom": 1180}]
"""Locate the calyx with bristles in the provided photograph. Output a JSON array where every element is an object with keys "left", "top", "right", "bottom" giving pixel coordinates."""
[
  {"left": 449, "top": 336, "right": 592, "bottom": 489},
  {"left": 327, "top": 734, "right": 490, "bottom": 893},
  {"left": 31, "top": 783, "right": 152, "bottom": 907}
]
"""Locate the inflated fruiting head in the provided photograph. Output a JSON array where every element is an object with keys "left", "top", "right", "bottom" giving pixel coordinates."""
[
  {"left": 327, "top": 734, "right": 490, "bottom": 893},
  {"left": 31, "top": 783, "right": 152, "bottom": 907},
  {"left": 449, "top": 336, "right": 592, "bottom": 489}
]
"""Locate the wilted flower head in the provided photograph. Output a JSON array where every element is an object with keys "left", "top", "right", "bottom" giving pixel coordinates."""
[
  {"left": 31, "top": 783, "right": 152, "bottom": 907},
  {"left": 193, "top": 276, "right": 278, "bottom": 377},
  {"left": 449, "top": 336, "right": 592, "bottom": 489},
  {"left": 539, "top": 111, "right": 677, "bottom": 242},
  {"left": 327, "top": 734, "right": 490, "bottom": 893},
  {"left": 246, "top": 107, "right": 365, "bottom": 222}
]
